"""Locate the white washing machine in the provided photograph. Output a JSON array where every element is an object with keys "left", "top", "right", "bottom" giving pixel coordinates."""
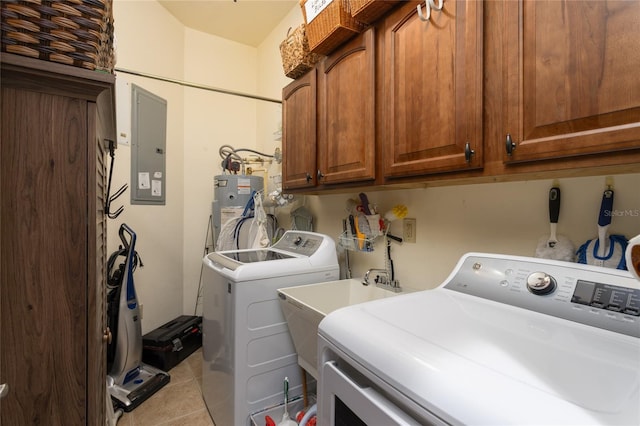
[
  {"left": 318, "top": 253, "right": 640, "bottom": 425},
  {"left": 202, "top": 231, "right": 339, "bottom": 426}
]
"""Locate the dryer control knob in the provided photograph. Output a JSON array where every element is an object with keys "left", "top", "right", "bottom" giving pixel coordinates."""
[{"left": 526, "top": 272, "right": 556, "bottom": 295}]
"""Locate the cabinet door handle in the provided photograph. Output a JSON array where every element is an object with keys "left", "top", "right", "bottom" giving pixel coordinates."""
[
  {"left": 103, "top": 327, "right": 112, "bottom": 344},
  {"left": 317, "top": 170, "right": 325, "bottom": 181},
  {"left": 305, "top": 172, "right": 312, "bottom": 183},
  {"left": 506, "top": 133, "right": 517, "bottom": 156},
  {"left": 464, "top": 142, "right": 475, "bottom": 163}
]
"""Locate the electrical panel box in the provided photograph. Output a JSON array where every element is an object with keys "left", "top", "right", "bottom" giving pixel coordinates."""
[{"left": 131, "top": 84, "right": 167, "bottom": 205}]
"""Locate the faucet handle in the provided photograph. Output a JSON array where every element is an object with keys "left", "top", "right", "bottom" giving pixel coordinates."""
[{"left": 375, "top": 274, "right": 388, "bottom": 285}]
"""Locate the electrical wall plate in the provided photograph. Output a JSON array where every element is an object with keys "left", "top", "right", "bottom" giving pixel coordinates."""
[{"left": 403, "top": 218, "right": 417, "bottom": 243}]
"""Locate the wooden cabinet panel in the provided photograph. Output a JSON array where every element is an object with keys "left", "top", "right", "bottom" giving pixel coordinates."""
[
  {"left": 1, "top": 88, "right": 88, "bottom": 424},
  {"left": 282, "top": 70, "right": 317, "bottom": 190},
  {"left": 317, "top": 28, "right": 376, "bottom": 185},
  {"left": 1, "top": 54, "right": 113, "bottom": 425},
  {"left": 503, "top": 0, "right": 640, "bottom": 163},
  {"left": 382, "top": 0, "right": 483, "bottom": 178}
]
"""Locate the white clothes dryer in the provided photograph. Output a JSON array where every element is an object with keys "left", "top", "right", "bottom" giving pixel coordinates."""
[
  {"left": 202, "top": 231, "right": 339, "bottom": 426},
  {"left": 318, "top": 253, "right": 640, "bottom": 425}
]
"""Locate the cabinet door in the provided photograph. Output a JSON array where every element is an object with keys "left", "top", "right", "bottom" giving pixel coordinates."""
[
  {"left": 382, "top": 0, "right": 483, "bottom": 178},
  {"left": 282, "top": 70, "right": 317, "bottom": 190},
  {"left": 1, "top": 55, "right": 113, "bottom": 425},
  {"left": 503, "top": 0, "right": 640, "bottom": 163},
  {"left": 1, "top": 88, "right": 89, "bottom": 424},
  {"left": 317, "top": 28, "right": 376, "bottom": 185}
]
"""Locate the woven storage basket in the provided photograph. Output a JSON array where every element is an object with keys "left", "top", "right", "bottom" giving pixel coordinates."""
[
  {"left": 1, "top": 0, "right": 115, "bottom": 72},
  {"left": 280, "top": 24, "right": 322, "bottom": 79},
  {"left": 300, "top": 0, "right": 365, "bottom": 56},
  {"left": 350, "top": 0, "right": 400, "bottom": 24}
]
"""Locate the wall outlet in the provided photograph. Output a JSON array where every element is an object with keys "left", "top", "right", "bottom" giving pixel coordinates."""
[{"left": 403, "top": 218, "right": 417, "bottom": 243}]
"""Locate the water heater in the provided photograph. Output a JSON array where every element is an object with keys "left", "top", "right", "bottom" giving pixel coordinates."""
[{"left": 212, "top": 174, "right": 264, "bottom": 243}]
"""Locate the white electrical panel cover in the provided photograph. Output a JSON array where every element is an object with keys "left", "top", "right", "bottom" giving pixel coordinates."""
[{"left": 131, "top": 84, "right": 167, "bottom": 205}]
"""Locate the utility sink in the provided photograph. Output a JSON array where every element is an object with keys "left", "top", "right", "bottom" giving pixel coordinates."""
[{"left": 277, "top": 279, "right": 411, "bottom": 379}]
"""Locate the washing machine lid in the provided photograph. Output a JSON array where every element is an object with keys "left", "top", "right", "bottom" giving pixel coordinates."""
[
  {"left": 319, "top": 285, "right": 640, "bottom": 425},
  {"left": 205, "top": 231, "right": 339, "bottom": 280},
  {"left": 216, "top": 249, "right": 295, "bottom": 265}
]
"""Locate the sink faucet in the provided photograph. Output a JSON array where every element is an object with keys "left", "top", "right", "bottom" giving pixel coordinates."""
[
  {"left": 363, "top": 268, "right": 390, "bottom": 285},
  {"left": 362, "top": 238, "right": 402, "bottom": 292}
]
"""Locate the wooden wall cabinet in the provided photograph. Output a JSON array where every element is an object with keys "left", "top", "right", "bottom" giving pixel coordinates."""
[
  {"left": 1, "top": 54, "right": 114, "bottom": 425},
  {"left": 381, "top": 0, "right": 483, "bottom": 179},
  {"left": 502, "top": 0, "right": 640, "bottom": 164},
  {"left": 282, "top": 69, "right": 317, "bottom": 190},
  {"left": 282, "top": 0, "right": 640, "bottom": 191},
  {"left": 282, "top": 28, "right": 376, "bottom": 191},
  {"left": 316, "top": 28, "right": 376, "bottom": 185}
]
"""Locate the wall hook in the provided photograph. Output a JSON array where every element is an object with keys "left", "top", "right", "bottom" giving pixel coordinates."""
[
  {"left": 428, "top": 0, "right": 444, "bottom": 12},
  {"left": 417, "top": 1, "right": 431, "bottom": 22},
  {"left": 605, "top": 176, "right": 614, "bottom": 191},
  {"left": 105, "top": 139, "right": 128, "bottom": 219}
]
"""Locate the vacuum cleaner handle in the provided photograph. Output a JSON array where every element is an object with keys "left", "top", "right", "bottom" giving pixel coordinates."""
[
  {"left": 598, "top": 190, "right": 614, "bottom": 227},
  {"left": 118, "top": 223, "right": 137, "bottom": 251}
]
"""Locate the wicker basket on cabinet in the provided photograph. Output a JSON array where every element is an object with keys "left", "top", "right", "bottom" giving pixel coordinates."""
[
  {"left": 349, "top": 0, "right": 400, "bottom": 24},
  {"left": 279, "top": 23, "right": 322, "bottom": 79},
  {"left": 300, "top": 0, "right": 365, "bottom": 56},
  {"left": 1, "top": 0, "right": 115, "bottom": 72}
]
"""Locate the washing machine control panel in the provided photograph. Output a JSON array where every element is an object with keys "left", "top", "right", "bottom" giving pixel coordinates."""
[
  {"left": 571, "top": 280, "right": 640, "bottom": 315},
  {"left": 272, "top": 231, "right": 324, "bottom": 256},
  {"left": 444, "top": 254, "right": 640, "bottom": 337}
]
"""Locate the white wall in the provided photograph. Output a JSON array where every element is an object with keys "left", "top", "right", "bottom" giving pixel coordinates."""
[
  {"left": 181, "top": 28, "right": 261, "bottom": 316},
  {"left": 111, "top": 0, "right": 185, "bottom": 333},
  {"left": 306, "top": 174, "right": 640, "bottom": 290}
]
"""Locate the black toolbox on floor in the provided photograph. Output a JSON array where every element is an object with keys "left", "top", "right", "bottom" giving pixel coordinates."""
[{"left": 142, "top": 315, "right": 202, "bottom": 371}]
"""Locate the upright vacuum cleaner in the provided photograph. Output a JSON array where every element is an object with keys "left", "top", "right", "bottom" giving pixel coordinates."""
[{"left": 106, "top": 224, "right": 170, "bottom": 412}]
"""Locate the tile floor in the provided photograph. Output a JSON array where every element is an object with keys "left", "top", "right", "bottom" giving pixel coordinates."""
[{"left": 118, "top": 348, "right": 214, "bottom": 426}]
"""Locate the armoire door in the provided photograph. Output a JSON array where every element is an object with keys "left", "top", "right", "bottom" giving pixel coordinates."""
[{"left": 1, "top": 87, "right": 90, "bottom": 424}]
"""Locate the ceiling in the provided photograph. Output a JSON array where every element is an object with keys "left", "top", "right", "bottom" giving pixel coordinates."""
[{"left": 158, "top": 0, "right": 298, "bottom": 47}]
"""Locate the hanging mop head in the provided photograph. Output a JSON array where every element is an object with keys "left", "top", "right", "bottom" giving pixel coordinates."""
[
  {"left": 536, "top": 234, "right": 576, "bottom": 262},
  {"left": 576, "top": 188, "right": 628, "bottom": 270},
  {"left": 576, "top": 235, "right": 628, "bottom": 270}
]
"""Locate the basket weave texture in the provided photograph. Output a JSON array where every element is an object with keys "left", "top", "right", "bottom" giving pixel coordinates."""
[
  {"left": 350, "top": 0, "right": 400, "bottom": 24},
  {"left": 300, "top": 0, "right": 365, "bottom": 56},
  {"left": 280, "top": 23, "right": 322, "bottom": 79},
  {"left": 1, "top": 0, "right": 115, "bottom": 73}
]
